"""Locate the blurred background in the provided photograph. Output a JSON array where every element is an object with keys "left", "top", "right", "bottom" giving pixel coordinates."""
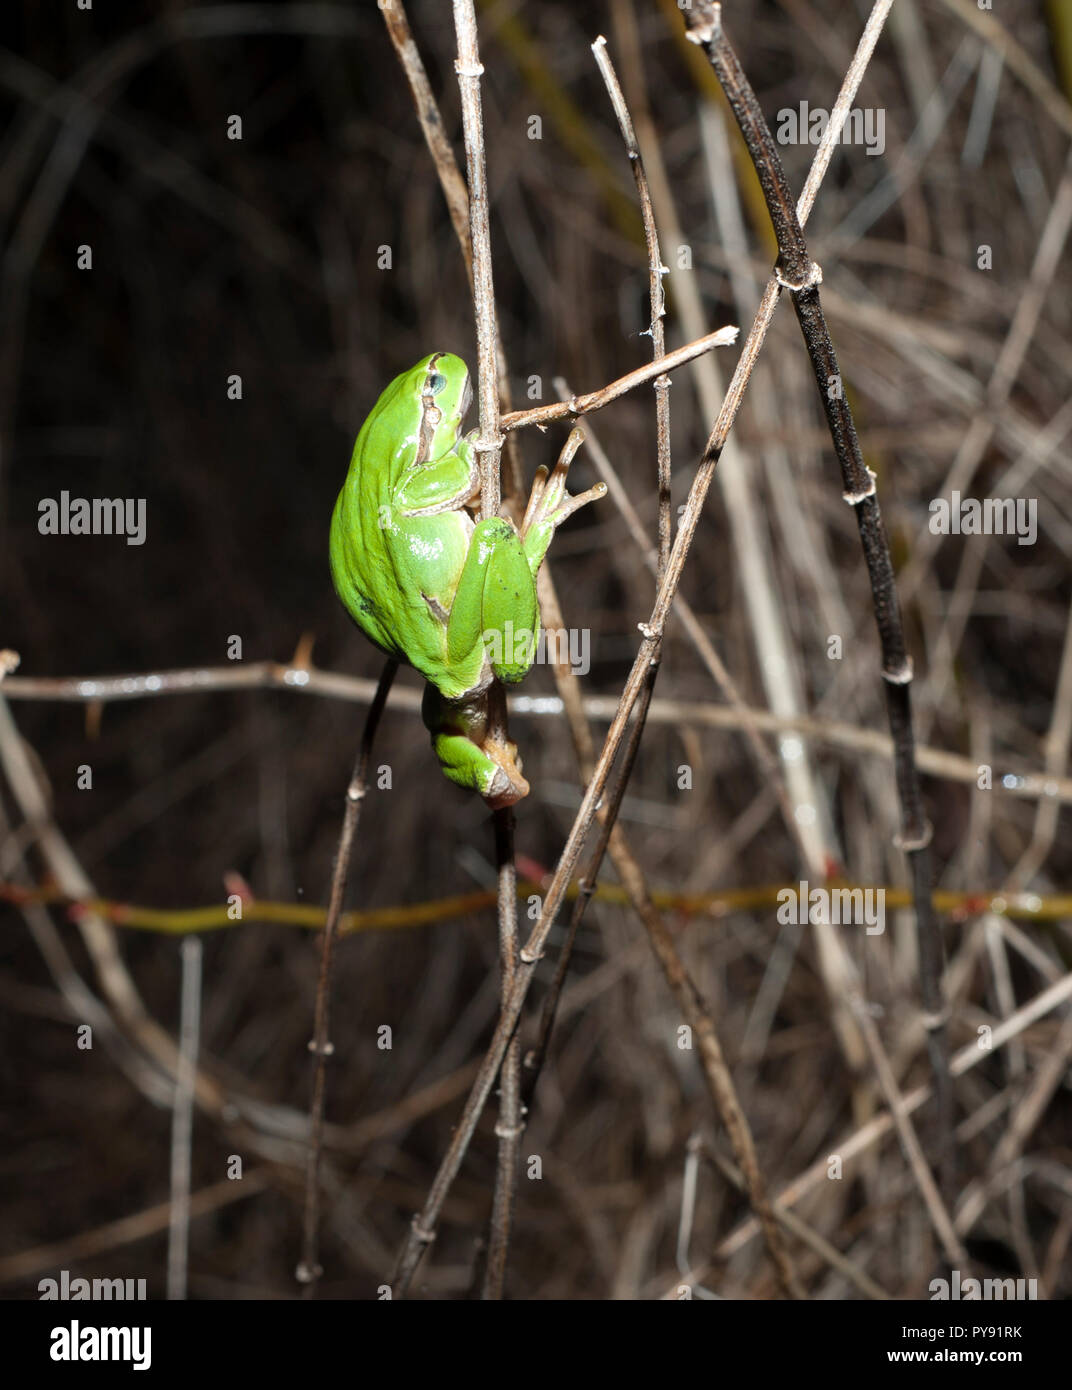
[{"left": 1, "top": 0, "right": 1070, "bottom": 1299}]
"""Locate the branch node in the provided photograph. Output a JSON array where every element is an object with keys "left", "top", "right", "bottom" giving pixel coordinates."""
[
  {"left": 494, "top": 1120, "right": 525, "bottom": 1139},
  {"left": 410, "top": 1217, "right": 437, "bottom": 1246},
  {"left": 454, "top": 59, "right": 484, "bottom": 79},
  {"left": 776, "top": 260, "right": 823, "bottom": 293},
  {"left": 842, "top": 468, "right": 877, "bottom": 506},
  {"left": 882, "top": 658, "right": 914, "bottom": 685},
  {"left": 519, "top": 945, "right": 545, "bottom": 964},
  {"left": 894, "top": 820, "right": 933, "bottom": 852},
  {"left": 920, "top": 1005, "right": 951, "bottom": 1031},
  {"left": 307, "top": 1039, "right": 335, "bottom": 1057},
  {"left": 685, "top": 2, "right": 721, "bottom": 45}
]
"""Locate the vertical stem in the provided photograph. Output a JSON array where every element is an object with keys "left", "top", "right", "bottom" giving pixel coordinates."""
[
  {"left": 453, "top": 0, "right": 521, "bottom": 1298},
  {"left": 482, "top": 806, "right": 521, "bottom": 1299},
  {"left": 453, "top": 0, "right": 503, "bottom": 517},
  {"left": 379, "top": 0, "right": 524, "bottom": 498},
  {"left": 299, "top": 658, "right": 397, "bottom": 1295},
  {"left": 593, "top": 34, "right": 671, "bottom": 578},
  {"left": 166, "top": 934, "right": 201, "bottom": 1301}
]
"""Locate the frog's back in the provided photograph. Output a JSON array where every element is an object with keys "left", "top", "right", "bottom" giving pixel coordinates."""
[
  {"left": 330, "top": 382, "right": 467, "bottom": 675},
  {"left": 330, "top": 397, "right": 410, "bottom": 659}
]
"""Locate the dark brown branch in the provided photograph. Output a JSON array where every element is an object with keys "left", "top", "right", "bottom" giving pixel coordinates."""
[{"left": 686, "top": 2, "right": 954, "bottom": 1200}]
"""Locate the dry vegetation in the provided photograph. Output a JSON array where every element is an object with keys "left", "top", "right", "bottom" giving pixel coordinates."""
[{"left": 1, "top": 0, "right": 1070, "bottom": 1301}]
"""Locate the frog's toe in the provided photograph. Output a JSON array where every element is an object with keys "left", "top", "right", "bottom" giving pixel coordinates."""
[
  {"left": 430, "top": 725, "right": 530, "bottom": 808},
  {"left": 484, "top": 762, "right": 531, "bottom": 810}
]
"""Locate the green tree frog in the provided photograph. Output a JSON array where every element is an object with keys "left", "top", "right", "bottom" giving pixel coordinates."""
[{"left": 330, "top": 352, "right": 605, "bottom": 808}]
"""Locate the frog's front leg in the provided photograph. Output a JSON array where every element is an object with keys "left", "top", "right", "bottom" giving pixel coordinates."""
[
  {"left": 394, "top": 431, "right": 478, "bottom": 515},
  {"left": 422, "top": 685, "right": 530, "bottom": 809}
]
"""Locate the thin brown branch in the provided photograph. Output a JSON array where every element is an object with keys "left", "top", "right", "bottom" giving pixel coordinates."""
[
  {"left": 582, "top": 32, "right": 800, "bottom": 1297},
  {"left": 298, "top": 658, "right": 397, "bottom": 1296},
  {"left": 378, "top": 0, "right": 523, "bottom": 496},
  {"left": 452, "top": 0, "right": 520, "bottom": 1299},
  {"left": 700, "top": 968, "right": 1072, "bottom": 1276},
  {"left": 2, "top": 658, "right": 1068, "bottom": 801},
  {"left": 499, "top": 328, "right": 738, "bottom": 431},
  {"left": 592, "top": 34, "right": 671, "bottom": 576}
]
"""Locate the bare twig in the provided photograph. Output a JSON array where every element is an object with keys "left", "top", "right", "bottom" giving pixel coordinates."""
[
  {"left": 166, "top": 935, "right": 202, "bottom": 1300},
  {"left": 378, "top": 0, "right": 524, "bottom": 498},
  {"left": 687, "top": 1, "right": 955, "bottom": 1201},
  {"left": 583, "top": 32, "right": 800, "bottom": 1298},
  {"left": 453, "top": 0, "right": 502, "bottom": 520},
  {"left": 482, "top": 807, "right": 522, "bottom": 1300},
  {"left": 0, "top": 1173, "right": 272, "bottom": 1287},
  {"left": 499, "top": 329, "right": 738, "bottom": 430},
  {"left": 5, "top": 874, "right": 1068, "bottom": 934},
  {"left": 452, "top": 0, "right": 520, "bottom": 1299},
  {"left": 706, "top": 969, "right": 1072, "bottom": 1271},
  {"left": 3, "top": 660, "right": 1069, "bottom": 801},
  {"left": 697, "top": 1141, "right": 892, "bottom": 1300},
  {"left": 936, "top": 0, "right": 1072, "bottom": 139},
  {"left": 298, "top": 659, "right": 397, "bottom": 1295},
  {"left": 592, "top": 35, "right": 671, "bottom": 575}
]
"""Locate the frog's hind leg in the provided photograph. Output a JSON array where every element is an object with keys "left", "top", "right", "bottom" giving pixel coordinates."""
[{"left": 445, "top": 516, "right": 539, "bottom": 686}]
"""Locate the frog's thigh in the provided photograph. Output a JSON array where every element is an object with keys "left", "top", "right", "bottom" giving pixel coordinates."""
[{"left": 446, "top": 518, "right": 537, "bottom": 681}]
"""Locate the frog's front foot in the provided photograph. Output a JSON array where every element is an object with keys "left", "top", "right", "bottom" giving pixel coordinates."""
[
  {"left": 520, "top": 427, "right": 607, "bottom": 561},
  {"left": 423, "top": 686, "right": 530, "bottom": 808}
]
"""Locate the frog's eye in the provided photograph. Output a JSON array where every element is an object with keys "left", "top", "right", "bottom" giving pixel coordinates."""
[{"left": 426, "top": 371, "right": 448, "bottom": 396}]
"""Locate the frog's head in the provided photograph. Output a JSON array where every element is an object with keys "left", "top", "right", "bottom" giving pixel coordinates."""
[{"left": 408, "top": 352, "right": 472, "bottom": 460}]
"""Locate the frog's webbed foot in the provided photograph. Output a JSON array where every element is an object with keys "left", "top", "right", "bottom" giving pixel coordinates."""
[
  {"left": 520, "top": 428, "right": 606, "bottom": 562},
  {"left": 423, "top": 686, "right": 530, "bottom": 808},
  {"left": 478, "top": 734, "right": 531, "bottom": 809}
]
